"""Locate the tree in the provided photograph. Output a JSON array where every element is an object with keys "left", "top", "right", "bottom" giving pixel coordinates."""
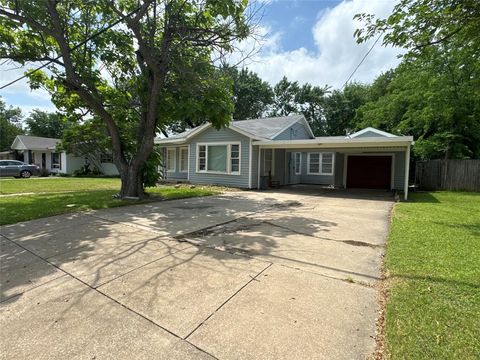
[
  {"left": 354, "top": 0, "right": 480, "bottom": 159},
  {"left": 227, "top": 67, "right": 273, "bottom": 120},
  {"left": 25, "top": 110, "right": 67, "bottom": 138},
  {"left": 0, "top": 0, "right": 252, "bottom": 198},
  {"left": 0, "top": 98, "right": 23, "bottom": 151},
  {"left": 354, "top": 0, "right": 480, "bottom": 60}
]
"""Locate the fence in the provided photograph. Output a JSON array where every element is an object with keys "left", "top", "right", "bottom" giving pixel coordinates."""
[{"left": 415, "top": 159, "right": 480, "bottom": 191}]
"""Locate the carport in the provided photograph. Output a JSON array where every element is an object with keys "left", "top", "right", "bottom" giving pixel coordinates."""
[{"left": 253, "top": 132, "right": 414, "bottom": 200}]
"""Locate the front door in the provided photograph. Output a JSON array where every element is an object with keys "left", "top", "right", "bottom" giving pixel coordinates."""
[{"left": 41, "top": 153, "right": 46, "bottom": 169}]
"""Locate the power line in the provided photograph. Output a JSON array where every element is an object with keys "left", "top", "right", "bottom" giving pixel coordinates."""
[
  {"left": 0, "top": 5, "right": 142, "bottom": 90},
  {"left": 342, "top": 33, "right": 382, "bottom": 89}
]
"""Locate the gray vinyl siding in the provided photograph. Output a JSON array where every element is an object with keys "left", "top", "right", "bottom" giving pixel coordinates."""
[
  {"left": 251, "top": 144, "right": 259, "bottom": 189},
  {"left": 285, "top": 151, "right": 301, "bottom": 185},
  {"left": 273, "top": 149, "right": 286, "bottom": 185},
  {"left": 188, "top": 126, "right": 250, "bottom": 188},
  {"left": 334, "top": 153, "right": 344, "bottom": 186},
  {"left": 353, "top": 131, "right": 387, "bottom": 138},
  {"left": 393, "top": 151, "right": 405, "bottom": 190},
  {"left": 274, "top": 121, "right": 313, "bottom": 140},
  {"left": 298, "top": 148, "right": 337, "bottom": 185},
  {"left": 164, "top": 146, "right": 188, "bottom": 180}
]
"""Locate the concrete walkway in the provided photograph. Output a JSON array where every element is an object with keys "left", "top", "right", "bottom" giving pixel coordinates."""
[{"left": 0, "top": 186, "right": 393, "bottom": 359}]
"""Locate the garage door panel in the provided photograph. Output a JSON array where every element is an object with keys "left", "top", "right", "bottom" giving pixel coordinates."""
[{"left": 347, "top": 156, "right": 391, "bottom": 189}]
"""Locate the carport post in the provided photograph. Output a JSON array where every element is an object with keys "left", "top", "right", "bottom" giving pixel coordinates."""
[
  {"left": 404, "top": 144, "right": 411, "bottom": 200},
  {"left": 257, "top": 146, "right": 262, "bottom": 189}
]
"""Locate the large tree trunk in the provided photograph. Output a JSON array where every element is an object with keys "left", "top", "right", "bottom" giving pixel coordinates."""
[{"left": 119, "top": 165, "right": 145, "bottom": 199}]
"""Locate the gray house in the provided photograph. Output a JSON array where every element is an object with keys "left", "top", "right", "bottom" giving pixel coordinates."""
[{"left": 155, "top": 115, "right": 414, "bottom": 199}]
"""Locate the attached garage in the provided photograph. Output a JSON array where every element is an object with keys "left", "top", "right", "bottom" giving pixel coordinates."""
[{"left": 346, "top": 155, "right": 393, "bottom": 190}]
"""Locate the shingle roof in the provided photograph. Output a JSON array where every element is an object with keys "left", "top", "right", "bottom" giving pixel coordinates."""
[
  {"left": 231, "top": 115, "right": 304, "bottom": 139},
  {"left": 12, "top": 135, "right": 60, "bottom": 150},
  {"left": 156, "top": 115, "right": 306, "bottom": 144}
]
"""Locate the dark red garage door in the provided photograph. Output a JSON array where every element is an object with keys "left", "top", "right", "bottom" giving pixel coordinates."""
[{"left": 346, "top": 156, "right": 392, "bottom": 189}]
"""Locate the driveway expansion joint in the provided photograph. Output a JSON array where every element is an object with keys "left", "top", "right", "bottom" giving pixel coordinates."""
[{"left": 184, "top": 262, "right": 273, "bottom": 340}]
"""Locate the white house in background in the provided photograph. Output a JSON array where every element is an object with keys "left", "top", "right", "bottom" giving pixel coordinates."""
[{"left": 10, "top": 135, "right": 118, "bottom": 175}]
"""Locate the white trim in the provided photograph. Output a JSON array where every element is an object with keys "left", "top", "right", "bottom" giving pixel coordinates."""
[
  {"left": 349, "top": 127, "right": 397, "bottom": 138},
  {"left": 195, "top": 142, "right": 241, "bottom": 175},
  {"left": 248, "top": 138, "right": 252, "bottom": 188},
  {"left": 307, "top": 152, "right": 335, "bottom": 176},
  {"left": 252, "top": 136, "right": 414, "bottom": 148},
  {"left": 294, "top": 152, "right": 302, "bottom": 175},
  {"left": 166, "top": 148, "right": 176, "bottom": 172},
  {"left": 404, "top": 145, "right": 410, "bottom": 200},
  {"left": 179, "top": 146, "right": 189, "bottom": 173},
  {"left": 343, "top": 153, "right": 395, "bottom": 190}
]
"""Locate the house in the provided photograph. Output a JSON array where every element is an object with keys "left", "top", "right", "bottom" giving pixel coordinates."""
[
  {"left": 10, "top": 135, "right": 118, "bottom": 176},
  {"left": 155, "top": 115, "right": 414, "bottom": 199}
]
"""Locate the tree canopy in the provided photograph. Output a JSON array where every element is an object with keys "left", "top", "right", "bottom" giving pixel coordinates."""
[
  {"left": 0, "top": 0, "right": 253, "bottom": 197},
  {"left": 0, "top": 98, "right": 24, "bottom": 151},
  {"left": 25, "top": 110, "right": 67, "bottom": 138}
]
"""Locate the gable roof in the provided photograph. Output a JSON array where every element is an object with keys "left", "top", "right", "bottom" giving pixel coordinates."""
[
  {"left": 348, "top": 127, "right": 397, "bottom": 138},
  {"left": 11, "top": 135, "right": 60, "bottom": 151},
  {"left": 155, "top": 115, "right": 312, "bottom": 144},
  {"left": 232, "top": 115, "right": 312, "bottom": 139}
]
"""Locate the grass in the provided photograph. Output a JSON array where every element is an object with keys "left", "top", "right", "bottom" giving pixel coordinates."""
[
  {"left": 0, "top": 178, "right": 220, "bottom": 225},
  {"left": 0, "top": 177, "right": 121, "bottom": 194},
  {"left": 385, "top": 191, "right": 480, "bottom": 359}
]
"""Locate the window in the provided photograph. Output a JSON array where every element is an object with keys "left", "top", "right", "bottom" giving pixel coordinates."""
[
  {"left": 197, "top": 143, "right": 241, "bottom": 174},
  {"left": 294, "top": 152, "right": 301, "bottom": 175},
  {"left": 166, "top": 148, "right": 176, "bottom": 172},
  {"left": 307, "top": 152, "right": 334, "bottom": 175},
  {"left": 263, "top": 149, "right": 274, "bottom": 176},
  {"left": 51, "top": 153, "right": 61, "bottom": 169},
  {"left": 179, "top": 147, "right": 188, "bottom": 173}
]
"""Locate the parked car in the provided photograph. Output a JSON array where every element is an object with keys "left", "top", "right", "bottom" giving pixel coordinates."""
[{"left": 0, "top": 160, "right": 40, "bottom": 178}]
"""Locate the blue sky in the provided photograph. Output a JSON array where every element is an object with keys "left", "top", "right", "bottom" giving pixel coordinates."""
[{"left": 0, "top": 0, "right": 401, "bottom": 116}]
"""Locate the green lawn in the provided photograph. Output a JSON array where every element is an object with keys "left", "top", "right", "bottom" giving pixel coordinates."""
[
  {"left": 0, "top": 178, "right": 219, "bottom": 225},
  {"left": 386, "top": 192, "right": 480, "bottom": 359},
  {"left": 0, "top": 177, "right": 121, "bottom": 194}
]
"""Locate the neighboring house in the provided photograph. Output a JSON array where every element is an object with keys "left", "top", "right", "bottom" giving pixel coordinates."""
[
  {"left": 155, "top": 115, "right": 414, "bottom": 199},
  {"left": 10, "top": 135, "right": 118, "bottom": 176}
]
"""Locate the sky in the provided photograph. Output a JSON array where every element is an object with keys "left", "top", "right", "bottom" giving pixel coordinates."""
[{"left": 0, "top": 0, "right": 402, "bottom": 116}]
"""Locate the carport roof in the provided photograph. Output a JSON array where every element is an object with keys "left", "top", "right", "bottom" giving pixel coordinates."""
[{"left": 252, "top": 135, "right": 414, "bottom": 148}]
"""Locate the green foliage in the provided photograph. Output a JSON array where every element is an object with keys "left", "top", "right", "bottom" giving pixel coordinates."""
[
  {"left": 227, "top": 66, "right": 273, "bottom": 120},
  {"left": 25, "top": 109, "right": 67, "bottom": 138},
  {"left": 0, "top": 97, "right": 24, "bottom": 151},
  {"left": 141, "top": 147, "right": 162, "bottom": 188},
  {"left": 0, "top": 0, "right": 251, "bottom": 197}
]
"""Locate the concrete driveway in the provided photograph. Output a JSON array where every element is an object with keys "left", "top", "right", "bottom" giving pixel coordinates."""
[{"left": 0, "top": 186, "right": 393, "bottom": 360}]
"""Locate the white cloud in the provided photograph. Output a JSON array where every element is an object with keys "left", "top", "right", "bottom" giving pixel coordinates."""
[{"left": 238, "top": 0, "right": 402, "bottom": 88}]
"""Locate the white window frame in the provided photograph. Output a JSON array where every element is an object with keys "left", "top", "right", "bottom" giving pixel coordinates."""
[
  {"left": 51, "top": 152, "right": 61, "bottom": 170},
  {"left": 179, "top": 147, "right": 188, "bottom": 173},
  {"left": 307, "top": 152, "right": 335, "bottom": 175},
  {"left": 294, "top": 152, "right": 301, "bottom": 175},
  {"left": 166, "top": 148, "right": 176, "bottom": 172},
  {"left": 263, "top": 149, "right": 275, "bottom": 176},
  {"left": 196, "top": 142, "right": 241, "bottom": 175}
]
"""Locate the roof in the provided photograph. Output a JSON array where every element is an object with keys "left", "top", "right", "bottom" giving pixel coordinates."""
[
  {"left": 11, "top": 135, "right": 60, "bottom": 150},
  {"left": 232, "top": 115, "right": 307, "bottom": 139},
  {"left": 155, "top": 115, "right": 313, "bottom": 145}
]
